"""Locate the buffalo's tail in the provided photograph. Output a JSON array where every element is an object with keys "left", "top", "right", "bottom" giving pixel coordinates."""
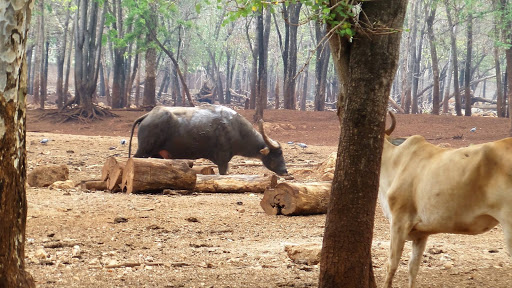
[{"left": 128, "top": 113, "right": 149, "bottom": 158}]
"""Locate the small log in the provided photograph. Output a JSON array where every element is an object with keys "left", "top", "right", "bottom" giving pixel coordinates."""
[
  {"left": 191, "top": 165, "right": 216, "bottom": 175},
  {"left": 121, "top": 158, "right": 196, "bottom": 193},
  {"left": 80, "top": 180, "right": 108, "bottom": 191},
  {"left": 260, "top": 182, "right": 331, "bottom": 216},
  {"left": 195, "top": 174, "right": 278, "bottom": 193}
]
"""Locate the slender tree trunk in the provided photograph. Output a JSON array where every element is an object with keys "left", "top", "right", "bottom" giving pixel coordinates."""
[
  {"left": 442, "top": 47, "right": 453, "bottom": 113},
  {"left": 0, "top": 1, "right": 36, "bottom": 286},
  {"left": 56, "top": 2, "right": 71, "bottom": 109},
  {"left": 283, "top": 3, "right": 302, "bottom": 110},
  {"left": 300, "top": 66, "right": 309, "bottom": 111},
  {"left": 64, "top": 21, "right": 74, "bottom": 105},
  {"left": 319, "top": 0, "right": 408, "bottom": 286},
  {"left": 255, "top": 7, "right": 271, "bottom": 122},
  {"left": 445, "top": 1, "right": 462, "bottom": 116},
  {"left": 41, "top": 40, "right": 48, "bottom": 109},
  {"left": 134, "top": 55, "right": 142, "bottom": 107},
  {"left": 464, "top": 12, "right": 473, "bottom": 116},
  {"left": 426, "top": 1, "right": 440, "bottom": 115},
  {"left": 32, "top": 0, "right": 43, "bottom": 106},
  {"left": 315, "top": 22, "right": 331, "bottom": 111},
  {"left": 410, "top": 0, "right": 421, "bottom": 114}
]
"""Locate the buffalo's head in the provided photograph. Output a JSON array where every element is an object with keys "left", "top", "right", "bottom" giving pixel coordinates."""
[{"left": 258, "top": 120, "right": 288, "bottom": 176}]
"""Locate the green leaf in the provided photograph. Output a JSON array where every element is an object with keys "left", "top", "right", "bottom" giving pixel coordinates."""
[{"left": 195, "top": 3, "right": 201, "bottom": 14}]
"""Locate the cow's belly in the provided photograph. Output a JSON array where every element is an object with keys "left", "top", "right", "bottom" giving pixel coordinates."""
[{"left": 411, "top": 214, "right": 499, "bottom": 236}]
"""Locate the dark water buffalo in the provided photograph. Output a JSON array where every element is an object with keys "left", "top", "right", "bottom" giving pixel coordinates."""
[{"left": 128, "top": 105, "right": 288, "bottom": 175}]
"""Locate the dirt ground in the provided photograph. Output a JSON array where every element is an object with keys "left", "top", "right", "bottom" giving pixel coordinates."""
[{"left": 24, "top": 107, "right": 512, "bottom": 287}]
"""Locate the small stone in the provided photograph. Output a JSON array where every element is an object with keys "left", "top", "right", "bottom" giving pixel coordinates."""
[
  {"left": 35, "top": 248, "right": 48, "bottom": 260},
  {"left": 185, "top": 217, "right": 199, "bottom": 223},
  {"left": 114, "top": 217, "right": 128, "bottom": 224},
  {"left": 72, "top": 245, "right": 81, "bottom": 257}
]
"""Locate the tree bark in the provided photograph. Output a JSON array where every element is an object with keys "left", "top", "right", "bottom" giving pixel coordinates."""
[
  {"left": 0, "top": 1, "right": 36, "bottom": 286},
  {"left": 260, "top": 182, "right": 331, "bottom": 216},
  {"left": 254, "top": 7, "right": 271, "bottom": 122},
  {"left": 143, "top": 45, "right": 157, "bottom": 107},
  {"left": 318, "top": 0, "right": 408, "bottom": 287}
]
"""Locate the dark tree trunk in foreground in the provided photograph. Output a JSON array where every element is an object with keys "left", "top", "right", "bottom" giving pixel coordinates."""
[
  {"left": 319, "top": 0, "right": 408, "bottom": 287},
  {"left": 0, "top": 1, "right": 36, "bottom": 287},
  {"left": 143, "top": 44, "right": 157, "bottom": 107}
]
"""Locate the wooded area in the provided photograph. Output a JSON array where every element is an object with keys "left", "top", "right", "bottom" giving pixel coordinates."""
[{"left": 26, "top": 0, "right": 512, "bottom": 121}]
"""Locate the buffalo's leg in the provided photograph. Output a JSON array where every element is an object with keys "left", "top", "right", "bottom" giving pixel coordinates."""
[{"left": 408, "top": 236, "right": 428, "bottom": 288}]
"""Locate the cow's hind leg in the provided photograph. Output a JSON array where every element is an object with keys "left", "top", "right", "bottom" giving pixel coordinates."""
[
  {"left": 501, "top": 219, "right": 512, "bottom": 259},
  {"left": 408, "top": 236, "right": 428, "bottom": 288},
  {"left": 384, "top": 219, "right": 410, "bottom": 288}
]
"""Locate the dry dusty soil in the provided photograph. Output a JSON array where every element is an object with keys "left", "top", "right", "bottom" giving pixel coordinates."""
[{"left": 24, "top": 108, "right": 512, "bottom": 287}]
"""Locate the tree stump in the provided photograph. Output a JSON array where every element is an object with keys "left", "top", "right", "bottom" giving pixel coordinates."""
[
  {"left": 195, "top": 174, "right": 278, "bottom": 193},
  {"left": 121, "top": 158, "right": 196, "bottom": 193},
  {"left": 260, "top": 182, "right": 332, "bottom": 216}
]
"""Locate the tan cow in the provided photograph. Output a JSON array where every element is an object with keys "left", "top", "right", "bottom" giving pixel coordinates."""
[{"left": 379, "top": 112, "right": 512, "bottom": 288}]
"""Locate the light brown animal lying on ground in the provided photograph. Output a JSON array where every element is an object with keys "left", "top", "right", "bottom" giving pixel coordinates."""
[{"left": 379, "top": 112, "right": 512, "bottom": 288}]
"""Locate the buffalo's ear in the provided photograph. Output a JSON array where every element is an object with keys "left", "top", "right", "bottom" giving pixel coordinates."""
[{"left": 260, "top": 147, "right": 270, "bottom": 155}]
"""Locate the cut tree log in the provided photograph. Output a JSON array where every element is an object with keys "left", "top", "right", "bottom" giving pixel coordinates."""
[
  {"left": 121, "top": 158, "right": 196, "bottom": 193},
  {"left": 80, "top": 180, "right": 108, "bottom": 191},
  {"left": 101, "top": 157, "right": 127, "bottom": 191},
  {"left": 195, "top": 174, "right": 278, "bottom": 193},
  {"left": 260, "top": 182, "right": 332, "bottom": 216}
]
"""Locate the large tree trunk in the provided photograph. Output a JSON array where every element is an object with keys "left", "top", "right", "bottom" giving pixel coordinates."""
[
  {"left": 110, "top": 0, "right": 126, "bottom": 109},
  {"left": 0, "top": 1, "right": 36, "bottom": 286},
  {"left": 318, "top": 0, "right": 407, "bottom": 287},
  {"left": 73, "top": 0, "right": 106, "bottom": 115}
]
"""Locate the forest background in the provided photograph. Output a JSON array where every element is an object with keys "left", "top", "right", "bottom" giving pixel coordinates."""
[{"left": 26, "top": 0, "right": 512, "bottom": 122}]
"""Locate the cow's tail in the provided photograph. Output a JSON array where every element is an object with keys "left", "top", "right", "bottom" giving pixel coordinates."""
[
  {"left": 384, "top": 111, "right": 396, "bottom": 136},
  {"left": 128, "top": 113, "right": 149, "bottom": 158}
]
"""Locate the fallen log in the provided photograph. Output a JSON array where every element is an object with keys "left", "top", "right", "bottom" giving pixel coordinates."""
[
  {"left": 195, "top": 174, "right": 278, "bottom": 193},
  {"left": 260, "top": 182, "right": 331, "bottom": 216},
  {"left": 80, "top": 180, "right": 108, "bottom": 191},
  {"left": 121, "top": 158, "right": 196, "bottom": 193}
]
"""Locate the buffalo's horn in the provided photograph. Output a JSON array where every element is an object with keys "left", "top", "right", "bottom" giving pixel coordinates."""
[
  {"left": 258, "top": 119, "right": 280, "bottom": 149},
  {"left": 384, "top": 111, "right": 396, "bottom": 136}
]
